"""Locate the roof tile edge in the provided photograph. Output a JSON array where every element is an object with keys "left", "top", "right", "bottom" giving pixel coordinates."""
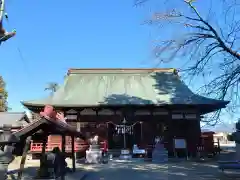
[
  {"left": 0, "top": 112, "right": 26, "bottom": 114},
  {"left": 67, "top": 68, "right": 178, "bottom": 75}
]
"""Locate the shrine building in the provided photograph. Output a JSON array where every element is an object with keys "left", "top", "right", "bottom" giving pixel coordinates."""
[
  {"left": 0, "top": 112, "right": 30, "bottom": 132},
  {"left": 22, "top": 68, "right": 229, "bottom": 157}
]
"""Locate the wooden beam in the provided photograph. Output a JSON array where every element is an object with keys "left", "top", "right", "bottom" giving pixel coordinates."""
[
  {"left": 71, "top": 135, "right": 76, "bottom": 172},
  {"left": 61, "top": 135, "right": 66, "bottom": 153},
  {"left": 140, "top": 121, "right": 143, "bottom": 142},
  {"left": 37, "top": 136, "right": 47, "bottom": 179},
  {"left": 41, "top": 137, "right": 47, "bottom": 157},
  {"left": 17, "top": 136, "right": 31, "bottom": 180},
  {"left": 77, "top": 111, "right": 81, "bottom": 132}
]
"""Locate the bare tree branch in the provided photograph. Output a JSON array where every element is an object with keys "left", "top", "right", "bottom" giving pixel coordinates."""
[{"left": 145, "top": 0, "right": 240, "bottom": 124}]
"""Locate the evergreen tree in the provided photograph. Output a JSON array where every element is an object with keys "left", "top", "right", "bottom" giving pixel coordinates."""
[{"left": 0, "top": 76, "right": 8, "bottom": 112}]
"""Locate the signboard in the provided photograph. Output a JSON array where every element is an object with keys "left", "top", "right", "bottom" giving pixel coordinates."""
[{"left": 174, "top": 139, "right": 186, "bottom": 149}]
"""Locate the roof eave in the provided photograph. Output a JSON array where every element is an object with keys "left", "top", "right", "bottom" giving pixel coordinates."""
[
  {"left": 199, "top": 101, "right": 229, "bottom": 114},
  {"left": 14, "top": 117, "right": 86, "bottom": 140},
  {"left": 21, "top": 101, "right": 45, "bottom": 108},
  {"left": 22, "top": 100, "right": 230, "bottom": 109}
]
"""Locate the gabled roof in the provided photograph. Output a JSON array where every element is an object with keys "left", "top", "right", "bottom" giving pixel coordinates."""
[
  {"left": 0, "top": 112, "right": 30, "bottom": 128},
  {"left": 22, "top": 68, "right": 229, "bottom": 110},
  {"left": 14, "top": 117, "right": 85, "bottom": 140}
]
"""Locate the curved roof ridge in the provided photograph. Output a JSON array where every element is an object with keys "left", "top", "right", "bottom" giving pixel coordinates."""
[{"left": 67, "top": 68, "right": 178, "bottom": 75}]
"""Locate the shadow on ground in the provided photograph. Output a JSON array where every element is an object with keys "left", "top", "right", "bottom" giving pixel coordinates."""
[
  {"left": 7, "top": 161, "right": 240, "bottom": 180},
  {"left": 6, "top": 151, "right": 240, "bottom": 180},
  {"left": 7, "top": 166, "right": 86, "bottom": 180},
  {"left": 77, "top": 160, "right": 240, "bottom": 180}
]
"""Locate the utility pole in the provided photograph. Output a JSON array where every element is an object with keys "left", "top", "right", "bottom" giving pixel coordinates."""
[
  {"left": 0, "top": 0, "right": 5, "bottom": 24},
  {"left": 0, "top": 0, "right": 16, "bottom": 44}
]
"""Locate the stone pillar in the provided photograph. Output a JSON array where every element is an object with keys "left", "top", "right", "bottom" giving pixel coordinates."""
[
  {"left": 236, "top": 143, "right": 240, "bottom": 160},
  {"left": 0, "top": 126, "right": 17, "bottom": 179},
  {"left": 233, "top": 121, "right": 240, "bottom": 160},
  {"left": 0, "top": 146, "right": 14, "bottom": 180}
]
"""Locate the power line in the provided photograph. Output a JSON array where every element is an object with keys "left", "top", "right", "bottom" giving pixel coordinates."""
[{"left": 4, "top": 6, "right": 32, "bottom": 79}]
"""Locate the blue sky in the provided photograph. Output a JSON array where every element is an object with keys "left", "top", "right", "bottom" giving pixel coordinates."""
[
  {"left": 1, "top": 0, "right": 153, "bottom": 111},
  {"left": 0, "top": 0, "right": 238, "bottom": 125}
]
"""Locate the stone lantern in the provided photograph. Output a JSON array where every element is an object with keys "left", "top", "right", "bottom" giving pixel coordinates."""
[
  {"left": 0, "top": 125, "right": 19, "bottom": 179},
  {"left": 0, "top": 125, "right": 19, "bottom": 144},
  {"left": 231, "top": 119, "right": 240, "bottom": 160}
]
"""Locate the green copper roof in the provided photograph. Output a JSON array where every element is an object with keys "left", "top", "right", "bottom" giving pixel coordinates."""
[{"left": 22, "top": 69, "right": 229, "bottom": 107}]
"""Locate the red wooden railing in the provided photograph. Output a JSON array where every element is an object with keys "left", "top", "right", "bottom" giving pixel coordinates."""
[
  {"left": 30, "top": 141, "right": 89, "bottom": 152},
  {"left": 30, "top": 141, "right": 107, "bottom": 153}
]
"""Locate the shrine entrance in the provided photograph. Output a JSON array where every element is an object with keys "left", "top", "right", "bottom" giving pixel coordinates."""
[{"left": 107, "top": 121, "right": 142, "bottom": 149}]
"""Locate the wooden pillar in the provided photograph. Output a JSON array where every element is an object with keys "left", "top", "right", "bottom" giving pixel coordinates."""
[
  {"left": 95, "top": 108, "right": 99, "bottom": 123},
  {"left": 61, "top": 134, "right": 66, "bottom": 155},
  {"left": 77, "top": 122, "right": 81, "bottom": 132},
  {"left": 61, "top": 134, "right": 66, "bottom": 180},
  {"left": 140, "top": 121, "right": 143, "bottom": 142},
  {"left": 37, "top": 134, "right": 48, "bottom": 178},
  {"left": 106, "top": 122, "right": 108, "bottom": 141},
  {"left": 42, "top": 136, "right": 47, "bottom": 157},
  {"left": 77, "top": 111, "right": 81, "bottom": 132},
  {"left": 168, "top": 109, "right": 173, "bottom": 156},
  {"left": 71, "top": 135, "right": 76, "bottom": 172},
  {"left": 17, "top": 136, "right": 32, "bottom": 180}
]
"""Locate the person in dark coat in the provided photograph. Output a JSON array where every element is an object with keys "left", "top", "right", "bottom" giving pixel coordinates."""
[{"left": 52, "top": 147, "right": 67, "bottom": 178}]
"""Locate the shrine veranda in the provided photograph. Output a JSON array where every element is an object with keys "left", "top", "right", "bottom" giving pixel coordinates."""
[{"left": 22, "top": 68, "right": 229, "bottom": 157}]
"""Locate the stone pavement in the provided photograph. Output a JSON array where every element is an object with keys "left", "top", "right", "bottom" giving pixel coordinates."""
[
  {"left": 7, "top": 157, "right": 87, "bottom": 180},
  {"left": 78, "top": 159, "right": 240, "bottom": 180},
  {"left": 5, "top": 155, "right": 240, "bottom": 180}
]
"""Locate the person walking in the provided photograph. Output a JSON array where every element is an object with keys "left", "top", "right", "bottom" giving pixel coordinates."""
[{"left": 53, "top": 147, "right": 67, "bottom": 179}]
